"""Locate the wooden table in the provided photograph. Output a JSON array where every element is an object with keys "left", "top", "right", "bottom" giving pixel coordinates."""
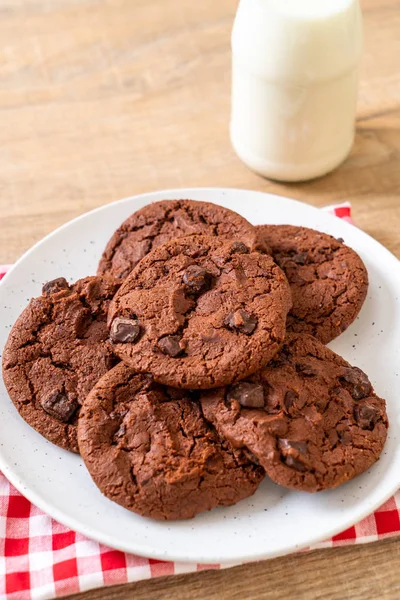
[{"left": 0, "top": 0, "right": 399, "bottom": 598}]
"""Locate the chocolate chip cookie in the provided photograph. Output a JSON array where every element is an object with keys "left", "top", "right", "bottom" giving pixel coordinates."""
[
  {"left": 98, "top": 199, "right": 262, "bottom": 280},
  {"left": 78, "top": 363, "right": 264, "bottom": 520},
  {"left": 108, "top": 235, "right": 292, "bottom": 389},
  {"left": 2, "top": 276, "right": 120, "bottom": 453},
  {"left": 200, "top": 334, "right": 388, "bottom": 492},
  {"left": 255, "top": 225, "right": 368, "bottom": 343}
]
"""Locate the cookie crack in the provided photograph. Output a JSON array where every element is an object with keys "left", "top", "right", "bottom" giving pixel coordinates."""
[{"left": 106, "top": 204, "right": 220, "bottom": 275}]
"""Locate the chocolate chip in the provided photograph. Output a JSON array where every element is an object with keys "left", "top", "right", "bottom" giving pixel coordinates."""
[
  {"left": 227, "top": 382, "right": 264, "bottom": 408},
  {"left": 337, "top": 237, "right": 345, "bottom": 243},
  {"left": 280, "top": 345, "right": 291, "bottom": 361},
  {"left": 42, "top": 278, "right": 69, "bottom": 295},
  {"left": 230, "top": 241, "right": 249, "bottom": 254},
  {"left": 284, "top": 390, "right": 299, "bottom": 411},
  {"left": 225, "top": 310, "right": 257, "bottom": 335},
  {"left": 110, "top": 317, "right": 140, "bottom": 344},
  {"left": 354, "top": 403, "right": 379, "bottom": 430},
  {"left": 279, "top": 439, "right": 308, "bottom": 472},
  {"left": 269, "top": 345, "right": 292, "bottom": 369},
  {"left": 279, "top": 439, "right": 308, "bottom": 454},
  {"left": 243, "top": 448, "right": 261, "bottom": 465},
  {"left": 341, "top": 367, "right": 372, "bottom": 399},
  {"left": 158, "top": 335, "right": 183, "bottom": 357},
  {"left": 295, "top": 363, "right": 317, "bottom": 377},
  {"left": 40, "top": 390, "right": 78, "bottom": 423},
  {"left": 292, "top": 252, "right": 308, "bottom": 265},
  {"left": 284, "top": 455, "right": 307, "bottom": 472},
  {"left": 104, "top": 353, "right": 119, "bottom": 370},
  {"left": 330, "top": 386, "right": 345, "bottom": 400},
  {"left": 182, "top": 266, "right": 212, "bottom": 295},
  {"left": 288, "top": 271, "right": 307, "bottom": 285},
  {"left": 338, "top": 428, "right": 352, "bottom": 445}
]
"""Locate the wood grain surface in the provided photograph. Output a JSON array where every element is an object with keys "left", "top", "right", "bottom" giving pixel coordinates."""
[{"left": 0, "top": 0, "right": 399, "bottom": 599}]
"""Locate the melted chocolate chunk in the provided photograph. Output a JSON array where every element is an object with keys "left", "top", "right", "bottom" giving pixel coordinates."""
[
  {"left": 295, "top": 362, "right": 317, "bottom": 377},
  {"left": 110, "top": 317, "right": 140, "bottom": 344},
  {"left": 354, "top": 403, "right": 379, "bottom": 430},
  {"left": 40, "top": 390, "right": 78, "bottom": 423},
  {"left": 243, "top": 448, "right": 261, "bottom": 465},
  {"left": 182, "top": 266, "right": 212, "bottom": 295},
  {"left": 279, "top": 439, "right": 308, "bottom": 472},
  {"left": 228, "top": 382, "right": 264, "bottom": 408},
  {"left": 230, "top": 241, "right": 249, "bottom": 254},
  {"left": 341, "top": 367, "right": 372, "bottom": 400},
  {"left": 105, "top": 353, "right": 119, "bottom": 371},
  {"left": 158, "top": 335, "right": 183, "bottom": 357},
  {"left": 284, "top": 390, "right": 299, "bottom": 411},
  {"left": 338, "top": 428, "right": 353, "bottom": 445},
  {"left": 291, "top": 252, "right": 308, "bottom": 265},
  {"left": 224, "top": 310, "right": 257, "bottom": 335},
  {"left": 42, "top": 278, "right": 69, "bottom": 296},
  {"left": 284, "top": 455, "right": 307, "bottom": 472}
]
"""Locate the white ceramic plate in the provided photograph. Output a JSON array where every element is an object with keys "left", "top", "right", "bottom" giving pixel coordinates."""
[{"left": 1, "top": 188, "right": 399, "bottom": 565}]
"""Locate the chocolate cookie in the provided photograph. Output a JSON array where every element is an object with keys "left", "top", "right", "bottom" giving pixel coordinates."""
[
  {"left": 2, "top": 276, "right": 120, "bottom": 453},
  {"left": 98, "top": 199, "right": 262, "bottom": 280},
  {"left": 200, "top": 334, "right": 388, "bottom": 492},
  {"left": 78, "top": 363, "right": 264, "bottom": 520},
  {"left": 108, "top": 235, "right": 292, "bottom": 389},
  {"left": 255, "top": 225, "right": 368, "bottom": 343}
]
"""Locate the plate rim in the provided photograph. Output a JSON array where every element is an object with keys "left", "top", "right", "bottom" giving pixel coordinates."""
[
  {"left": 1, "top": 186, "right": 383, "bottom": 285},
  {"left": 1, "top": 186, "right": 399, "bottom": 564}
]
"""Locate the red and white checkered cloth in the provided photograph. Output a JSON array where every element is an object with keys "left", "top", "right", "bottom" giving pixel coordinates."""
[{"left": 1, "top": 202, "right": 399, "bottom": 600}]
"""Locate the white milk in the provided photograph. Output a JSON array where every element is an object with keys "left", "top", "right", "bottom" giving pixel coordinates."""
[{"left": 230, "top": 0, "right": 363, "bottom": 182}]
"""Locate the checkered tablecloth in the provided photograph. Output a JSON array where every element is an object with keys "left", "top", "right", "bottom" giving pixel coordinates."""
[{"left": 1, "top": 202, "right": 399, "bottom": 600}]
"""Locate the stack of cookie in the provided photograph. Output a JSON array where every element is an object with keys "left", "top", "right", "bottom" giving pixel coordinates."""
[{"left": 2, "top": 200, "right": 388, "bottom": 521}]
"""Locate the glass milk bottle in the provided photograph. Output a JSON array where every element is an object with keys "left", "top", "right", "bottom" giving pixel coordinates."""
[{"left": 230, "top": 0, "right": 363, "bottom": 182}]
